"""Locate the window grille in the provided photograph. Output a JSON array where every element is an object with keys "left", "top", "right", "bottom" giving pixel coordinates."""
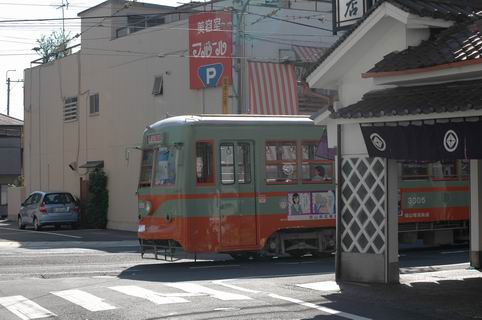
[{"left": 64, "top": 97, "right": 78, "bottom": 122}]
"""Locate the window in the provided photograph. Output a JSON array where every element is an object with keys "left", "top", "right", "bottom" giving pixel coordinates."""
[
  {"left": 152, "top": 76, "right": 163, "bottom": 95},
  {"left": 265, "top": 141, "right": 297, "bottom": 184},
  {"left": 400, "top": 162, "right": 429, "bottom": 180},
  {"left": 0, "top": 185, "right": 7, "bottom": 205},
  {"left": 237, "top": 143, "right": 251, "bottom": 184},
  {"left": 301, "top": 142, "right": 333, "bottom": 183},
  {"left": 154, "top": 147, "right": 177, "bottom": 186},
  {"left": 460, "top": 160, "right": 470, "bottom": 177},
  {"left": 220, "top": 144, "right": 235, "bottom": 185},
  {"left": 64, "top": 97, "right": 78, "bottom": 122},
  {"left": 432, "top": 161, "right": 457, "bottom": 179},
  {"left": 89, "top": 93, "right": 99, "bottom": 114},
  {"left": 44, "top": 193, "right": 75, "bottom": 205},
  {"left": 139, "top": 149, "right": 154, "bottom": 187},
  {"left": 196, "top": 142, "right": 214, "bottom": 184}
]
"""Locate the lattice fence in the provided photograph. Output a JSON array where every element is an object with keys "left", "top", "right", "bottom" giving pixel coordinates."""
[{"left": 340, "top": 157, "right": 386, "bottom": 254}]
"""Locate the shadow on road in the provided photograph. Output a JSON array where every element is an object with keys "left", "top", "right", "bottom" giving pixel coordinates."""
[{"left": 118, "top": 255, "right": 336, "bottom": 282}]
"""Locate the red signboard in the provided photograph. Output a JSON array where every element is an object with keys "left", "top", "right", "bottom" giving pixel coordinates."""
[{"left": 189, "top": 12, "right": 232, "bottom": 89}]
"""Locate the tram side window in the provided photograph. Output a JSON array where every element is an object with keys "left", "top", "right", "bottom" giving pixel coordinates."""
[
  {"left": 265, "top": 141, "right": 297, "bottom": 184},
  {"left": 220, "top": 144, "right": 235, "bottom": 185},
  {"left": 432, "top": 161, "right": 456, "bottom": 179},
  {"left": 400, "top": 162, "right": 429, "bottom": 180},
  {"left": 153, "top": 147, "right": 176, "bottom": 186},
  {"left": 196, "top": 142, "right": 214, "bottom": 184},
  {"left": 139, "top": 149, "right": 154, "bottom": 187},
  {"left": 460, "top": 160, "right": 470, "bottom": 177},
  {"left": 301, "top": 142, "right": 333, "bottom": 183},
  {"left": 237, "top": 143, "right": 251, "bottom": 184}
]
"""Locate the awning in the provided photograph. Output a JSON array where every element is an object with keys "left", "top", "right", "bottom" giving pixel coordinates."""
[
  {"left": 292, "top": 46, "right": 325, "bottom": 63},
  {"left": 248, "top": 61, "right": 299, "bottom": 115},
  {"left": 361, "top": 119, "right": 482, "bottom": 160},
  {"left": 79, "top": 160, "right": 104, "bottom": 169}
]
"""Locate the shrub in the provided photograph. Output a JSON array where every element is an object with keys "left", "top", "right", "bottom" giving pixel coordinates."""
[{"left": 85, "top": 169, "right": 108, "bottom": 229}]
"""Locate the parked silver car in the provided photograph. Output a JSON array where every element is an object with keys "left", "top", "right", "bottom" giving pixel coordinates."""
[{"left": 18, "top": 192, "right": 80, "bottom": 230}]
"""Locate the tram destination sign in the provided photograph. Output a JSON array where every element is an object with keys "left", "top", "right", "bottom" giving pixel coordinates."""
[{"left": 360, "top": 120, "right": 482, "bottom": 161}]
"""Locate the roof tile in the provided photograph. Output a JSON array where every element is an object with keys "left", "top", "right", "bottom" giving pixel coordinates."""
[{"left": 332, "top": 79, "right": 482, "bottom": 119}]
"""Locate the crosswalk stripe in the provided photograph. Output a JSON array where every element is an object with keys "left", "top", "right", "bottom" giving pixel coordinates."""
[
  {"left": 51, "top": 289, "right": 116, "bottom": 312},
  {"left": 0, "top": 295, "right": 56, "bottom": 320},
  {"left": 109, "top": 286, "right": 189, "bottom": 305},
  {"left": 165, "top": 283, "right": 252, "bottom": 301},
  {"left": 297, "top": 281, "right": 341, "bottom": 293}
]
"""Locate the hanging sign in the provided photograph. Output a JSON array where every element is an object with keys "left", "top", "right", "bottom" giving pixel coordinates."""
[
  {"left": 189, "top": 12, "right": 232, "bottom": 89},
  {"left": 360, "top": 121, "right": 482, "bottom": 161}
]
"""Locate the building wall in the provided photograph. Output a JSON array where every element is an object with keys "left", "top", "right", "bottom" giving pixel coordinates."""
[{"left": 24, "top": 0, "right": 337, "bottom": 231}]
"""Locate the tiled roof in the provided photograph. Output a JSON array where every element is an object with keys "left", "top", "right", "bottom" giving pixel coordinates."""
[
  {"left": 367, "top": 19, "right": 482, "bottom": 73},
  {"left": 0, "top": 113, "right": 23, "bottom": 126},
  {"left": 332, "top": 79, "right": 482, "bottom": 119},
  {"left": 305, "top": 0, "right": 482, "bottom": 78}
]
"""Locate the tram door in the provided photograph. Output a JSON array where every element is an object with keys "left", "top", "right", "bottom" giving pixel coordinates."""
[{"left": 218, "top": 141, "right": 257, "bottom": 248}]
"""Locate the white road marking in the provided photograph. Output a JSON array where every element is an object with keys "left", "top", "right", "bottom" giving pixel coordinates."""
[
  {"left": 0, "top": 227, "right": 82, "bottom": 239},
  {"left": 298, "top": 281, "right": 341, "bottom": 293},
  {"left": 109, "top": 286, "right": 189, "bottom": 305},
  {"left": 268, "top": 293, "right": 371, "bottom": 320},
  {"left": 51, "top": 289, "right": 116, "bottom": 312},
  {"left": 0, "top": 295, "right": 56, "bottom": 320},
  {"left": 440, "top": 250, "right": 467, "bottom": 255},
  {"left": 189, "top": 264, "right": 240, "bottom": 269},
  {"left": 165, "top": 283, "right": 252, "bottom": 301},
  {"left": 212, "top": 280, "right": 260, "bottom": 293}
]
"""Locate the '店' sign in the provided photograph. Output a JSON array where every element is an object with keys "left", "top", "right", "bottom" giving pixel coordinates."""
[{"left": 189, "top": 12, "right": 232, "bottom": 89}]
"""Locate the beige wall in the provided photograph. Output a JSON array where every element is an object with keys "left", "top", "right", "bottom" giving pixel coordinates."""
[{"left": 7, "top": 186, "right": 25, "bottom": 221}]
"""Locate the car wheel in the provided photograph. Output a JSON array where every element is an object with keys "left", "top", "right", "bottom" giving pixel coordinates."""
[
  {"left": 71, "top": 223, "right": 79, "bottom": 230},
  {"left": 18, "top": 216, "right": 25, "bottom": 230},
  {"left": 33, "top": 217, "right": 42, "bottom": 231}
]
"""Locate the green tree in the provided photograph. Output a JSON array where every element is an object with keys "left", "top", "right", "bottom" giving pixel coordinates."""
[
  {"left": 34, "top": 30, "right": 72, "bottom": 63},
  {"left": 85, "top": 169, "right": 109, "bottom": 229}
]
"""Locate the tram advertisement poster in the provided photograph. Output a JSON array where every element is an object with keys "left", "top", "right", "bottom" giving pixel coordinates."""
[
  {"left": 188, "top": 12, "right": 233, "bottom": 89},
  {"left": 288, "top": 191, "right": 336, "bottom": 220}
]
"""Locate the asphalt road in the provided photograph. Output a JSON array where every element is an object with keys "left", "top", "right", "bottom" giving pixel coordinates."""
[{"left": 0, "top": 219, "right": 480, "bottom": 320}]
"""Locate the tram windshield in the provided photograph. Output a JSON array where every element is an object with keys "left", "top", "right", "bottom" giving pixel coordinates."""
[{"left": 139, "top": 146, "right": 178, "bottom": 187}]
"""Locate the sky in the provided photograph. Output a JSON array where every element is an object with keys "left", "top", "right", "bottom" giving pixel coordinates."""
[{"left": 0, "top": 0, "right": 182, "bottom": 120}]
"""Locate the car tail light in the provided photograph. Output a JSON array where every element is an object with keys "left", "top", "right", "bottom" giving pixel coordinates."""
[
  {"left": 39, "top": 203, "right": 47, "bottom": 213},
  {"left": 73, "top": 206, "right": 80, "bottom": 213}
]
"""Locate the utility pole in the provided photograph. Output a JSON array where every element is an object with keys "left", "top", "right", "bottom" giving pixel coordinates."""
[
  {"left": 233, "top": 0, "right": 250, "bottom": 114},
  {"left": 6, "top": 70, "right": 24, "bottom": 116},
  {"left": 57, "top": 0, "right": 69, "bottom": 38}
]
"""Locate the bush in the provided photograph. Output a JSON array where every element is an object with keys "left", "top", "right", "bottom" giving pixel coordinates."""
[{"left": 85, "top": 169, "right": 108, "bottom": 229}]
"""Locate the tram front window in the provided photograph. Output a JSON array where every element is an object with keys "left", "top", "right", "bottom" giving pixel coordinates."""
[{"left": 153, "top": 147, "right": 177, "bottom": 186}]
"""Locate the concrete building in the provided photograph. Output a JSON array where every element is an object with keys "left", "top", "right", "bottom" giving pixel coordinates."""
[
  {"left": 24, "top": 0, "right": 338, "bottom": 230},
  {"left": 0, "top": 114, "right": 23, "bottom": 218},
  {"left": 308, "top": 0, "right": 482, "bottom": 283}
]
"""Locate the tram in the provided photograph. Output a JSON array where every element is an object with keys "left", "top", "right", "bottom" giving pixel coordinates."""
[
  {"left": 136, "top": 115, "right": 470, "bottom": 258},
  {"left": 137, "top": 115, "right": 336, "bottom": 258},
  {"left": 398, "top": 161, "right": 469, "bottom": 245}
]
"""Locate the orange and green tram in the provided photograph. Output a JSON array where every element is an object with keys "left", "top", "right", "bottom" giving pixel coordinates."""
[{"left": 137, "top": 115, "right": 336, "bottom": 258}]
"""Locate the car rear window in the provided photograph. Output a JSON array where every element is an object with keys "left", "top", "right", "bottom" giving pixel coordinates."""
[{"left": 43, "top": 193, "right": 75, "bottom": 205}]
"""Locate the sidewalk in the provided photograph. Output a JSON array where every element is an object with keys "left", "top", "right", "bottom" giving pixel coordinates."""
[{"left": 330, "top": 266, "right": 482, "bottom": 319}]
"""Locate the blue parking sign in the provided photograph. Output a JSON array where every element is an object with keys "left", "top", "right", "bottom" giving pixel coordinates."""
[{"left": 197, "top": 63, "right": 223, "bottom": 88}]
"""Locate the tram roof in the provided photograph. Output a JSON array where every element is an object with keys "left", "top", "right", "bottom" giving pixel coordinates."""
[{"left": 148, "top": 114, "right": 315, "bottom": 129}]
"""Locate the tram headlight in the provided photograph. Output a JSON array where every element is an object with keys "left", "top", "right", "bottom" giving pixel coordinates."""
[
  {"left": 138, "top": 200, "right": 152, "bottom": 216},
  {"left": 145, "top": 201, "right": 152, "bottom": 214},
  {"left": 138, "top": 224, "right": 146, "bottom": 232}
]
